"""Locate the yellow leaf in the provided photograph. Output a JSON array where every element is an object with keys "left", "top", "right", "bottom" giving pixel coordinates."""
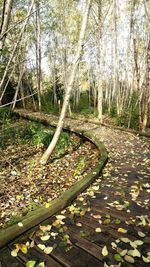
[
  {"left": 118, "top": 228, "right": 127, "bottom": 233},
  {"left": 40, "top": 235, "right": 50, "bottom": 241},
  {"left": 44, "top": 246, "right": 53, "bottom": 254},
  {"left": 21, "top": 245, "right": 28, "bottom": 254},
  {"left": 37, "top": 244, "right": 46, "bottom": 250},
  {"left": 124, "top": 255, "right": 135, "bottom": 263},
  {"left": 137, "top": 231, "right": 145, "bottom": 238},
  {"left": 95, "top": 228, "right": 102, "bottom": 233},
  {"left": 102, "top": 246, "right": 108, "bottom": 256}
]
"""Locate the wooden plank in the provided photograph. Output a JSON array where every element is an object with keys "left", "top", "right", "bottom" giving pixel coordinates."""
[
  {"left": 0, "top": 247, "right": 25, "bottom": 267},
  {"left": 32, "top": 232, "right": 102, "bottom": 267},
  {"left": 8, "top": 239, "right": 63, "bottom": 267}
]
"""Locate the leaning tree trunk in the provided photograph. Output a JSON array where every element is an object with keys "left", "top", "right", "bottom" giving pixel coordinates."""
[{"left": 40, "top": 0, "right": 91, "bottom": 165}]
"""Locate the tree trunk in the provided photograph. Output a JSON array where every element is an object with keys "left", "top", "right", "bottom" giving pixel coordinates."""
[
  {"left": 141, "top": 39, "right": 150, "bottom": 132},
  {"left": 40, "top": 0, "right": 91, "bottom": 165},
  {"left": 35, "top": 0, "right": 42, "bottom": 111},
  {"left": 0, "top": 0, "right": 13, "bottom": 53},
  {"left": 96, "top": 1, "right": 103, "bottom": 123},
  {"left": 0, "top": 0, "right": 34, "bottom": 94}
]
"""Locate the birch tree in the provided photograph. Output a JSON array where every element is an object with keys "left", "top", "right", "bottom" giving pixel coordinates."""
[
  {"left": 40, "top": 0, "right": 91, "bottom": 165},
  {"left": 0, "top": 0, "right": 13, "bottom": 53}
]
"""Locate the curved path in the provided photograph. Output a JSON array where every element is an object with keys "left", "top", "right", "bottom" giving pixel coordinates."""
[{"left": 0, "top": 110, "right": 150, "bottom": 267}]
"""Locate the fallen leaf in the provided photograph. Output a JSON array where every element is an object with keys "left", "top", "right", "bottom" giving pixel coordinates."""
[
  {"left": 102, "top": 246, "right": 108, "bottom": 256},
  {"left": 56, "top": 215, "right": 66, "bottom": 220},
  {"left": 128, "top": 249, "right": 141, "bottom": 257},
  {"left": 124, "top": 255, "right": 135, "bottom": 263},
  {"left": 120, "top": 238, "right": 130, "bottom": 243},
  {"left": 142, "top": 256, "right": 150, "bottom": 263},
  {"left": 40, "top": 235, "right": 50, "bottom": 241},
  {"left": 37, "top": 244, "right": 46, "bottom": 250},
  {"left": 95, "top": 227, "right": 102, "bottom": 233},
  {"left": 11, "top": 250, "right": 18, "bottom": 257},
  {"left": 44, "top": 246, "right": 53, "bottom": 254},
  {"left": 40, "top": 225, "right": 52, "bottom": 232},
  {"left": 26, "top": 261, "right": 36, "bottom": 267},
  {"left": 114, "top": 254, "right": 122, "bottom": 262},
  {"left": 137, "top": 231, "right": 145, "bottom": 238},
  {"left": 18, "top": 222, "right": 23, "bottom": 227},
  {"left": 118, "top": 228, "right": 127, "bottom": 233}
]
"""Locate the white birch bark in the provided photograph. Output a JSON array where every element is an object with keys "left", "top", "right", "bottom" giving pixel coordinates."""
[
  {"left": 0, "top": 0, "right": 13, "bottom": 52},
  {"left": 0, "top": 0, "right": 34, "bottom": 93},
  {"left": 40, "top": 0, "right": 91, "bottom": 165}
]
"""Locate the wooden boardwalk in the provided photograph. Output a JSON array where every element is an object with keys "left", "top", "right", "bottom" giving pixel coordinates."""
[{"left": 0, "top": 112, "right": 150, "bottom": 267}]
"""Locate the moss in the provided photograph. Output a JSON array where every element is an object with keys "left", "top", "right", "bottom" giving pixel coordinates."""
[{"left": 0, "top": 110, "right": 108, "bottom": 249}]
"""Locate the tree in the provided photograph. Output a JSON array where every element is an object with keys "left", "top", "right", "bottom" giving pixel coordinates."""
[
  {"left": 40, "top": 0, "right": 92, "bottom": 165},
  {"left": 0, "top": 0, "right": 13, "bottom": 53}
]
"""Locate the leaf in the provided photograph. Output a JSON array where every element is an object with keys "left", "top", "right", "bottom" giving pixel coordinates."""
[
  {"left": 128, "top": 249, "right": 141, "bottom": 257},
  {"left": 76, "top": 223, "right": 82, "bottom": 227},
  {"left": 53, "top": 219, "right": 64, "bottom": 227},
  {"left": 40, "top": 225, "right": 52, "bottom": 232},
  {"left": 95, "top": 227, "right": 102, "bottom": 233},
  {"left": 103, "top": 219, "right": 111, "bottom": 224},
  {"left": 40, "top": 235, "right": 50, "bottom": 241},
  {"left": 37, "top": 244, "right": 46, "bottom": 250},
  {"left": 118, "top": 228, "right": 127, "bottom": 233},
  {"left": 115, "top": 219, "right": 121, "bottom": 225},
  {"left": 124, "top": 255, "right": 135, "bottom": 263},
  {"left": 44, "top": 246, "right": 53, "bottom": 254},
  {"left": 20, "top": 245, "right": 28, "bottom": 254},
  {"left": 102, "top": 246, "right": 108, "bottom": 256},
  {"left": 142, "top": 256, "right": 150, "bottom": 263},
  {"left": 92, "top": 186, "right": 99, "bottom": 191},
  {"left": 114, "top": 254, "right": 122, "bottom": 262},
  {"left": 134, "top": 240, "right": 144, "bottom": 246},
  {"left": 45, "top": 203, "right": 50, "bottom": 208},
  {"left": 26, "top": 261, "right": 36, "bottom": 267},
  {"left": 92, "top": 214, "right": 101, "bottom": 219},
  {"left": 137, "top": 231, "right": 145, "bottom": 238},
  {"left": 120, "top": 249, "right": 128, "bottom": 256},
  {"left": 111, "top": 242, "right": 117, "bottom": 249},
  {"left": 56, "top": 215, "right": 66, "bottom": 220},
  {"left": 18, "top": 222, "right": 23, "bottom": 227},
  {"left": 11, "top": 250, "right": 18, "bottom": 257}
]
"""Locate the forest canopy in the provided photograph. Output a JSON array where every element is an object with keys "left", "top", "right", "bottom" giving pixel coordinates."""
[{"left": 0, "top": 0, "right": 150, "bottom": 132}]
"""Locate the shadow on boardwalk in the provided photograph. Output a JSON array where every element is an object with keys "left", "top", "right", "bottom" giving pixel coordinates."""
[{"left": 0, "top": 110, "right": 150, "bottom": 267}]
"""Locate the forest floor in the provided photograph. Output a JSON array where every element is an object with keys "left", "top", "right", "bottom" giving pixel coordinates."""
[
  {"left": 0, "top": 118, "right": 99, "bottom": 229},
  {"left": 0, "top": 110, "right": 150, "bottom": 267}
]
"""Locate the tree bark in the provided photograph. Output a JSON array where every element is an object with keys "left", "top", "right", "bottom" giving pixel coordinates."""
[
  {"left": 96, "top": 1, "right": 103, "bottom": 123},
  {"left": 0, "top": 0, "right": 13, "bottom": 53},
  {"left": 35, "top": 0, "right": 42, "bottom": 111},
  {"left": 141, "top": 39, "right": 150, "bottom": 132},
  {"left": 40, "top": 0, "right": 91, "bottom": 165},
  {"left": 0, "top": 0, "right": 34, "bottom": 94}
]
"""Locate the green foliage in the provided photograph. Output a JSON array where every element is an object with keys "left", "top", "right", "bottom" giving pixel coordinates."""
[
  {"left": 0, "top": 115, "right": 73, "bottom": 157},
  {"left": 74, "top": 157, "right": 86, "bottom": 177},
  {"left": 41, "top": 90, "right": 60, "bottom": 115},
  {"left": 116, "top": 92, "right": 139, "bottom": 129}
]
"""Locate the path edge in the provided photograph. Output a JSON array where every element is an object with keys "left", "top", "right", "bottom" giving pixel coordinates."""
[{"left": 0, "top": 110, "right": 108, "bottom": 249}]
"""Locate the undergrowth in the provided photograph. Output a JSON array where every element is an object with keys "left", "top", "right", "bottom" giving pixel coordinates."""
[{"left": 0, "top": 108, "right": 75, "bottom": 155}]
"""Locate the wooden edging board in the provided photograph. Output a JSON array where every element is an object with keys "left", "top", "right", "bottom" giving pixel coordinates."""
[{"left": 0, "top": 110, "right": 108, "bottom": 249}]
